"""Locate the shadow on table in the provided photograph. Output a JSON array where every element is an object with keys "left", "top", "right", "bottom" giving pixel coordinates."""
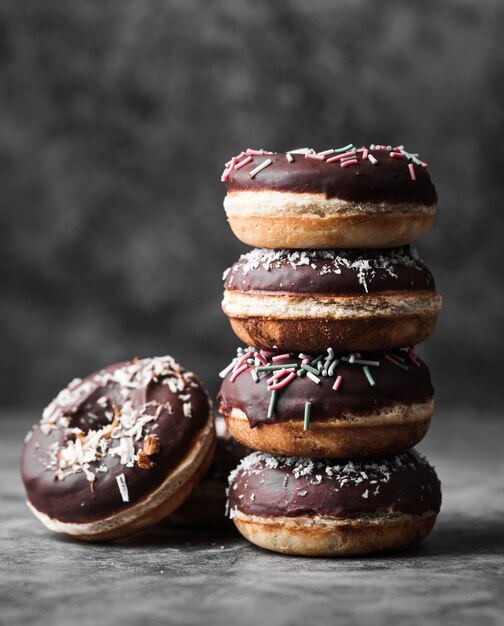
[{"left": 47, "top": 515, "right": 503, "bottom": 561}]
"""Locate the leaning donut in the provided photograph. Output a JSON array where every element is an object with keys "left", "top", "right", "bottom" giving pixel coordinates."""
[
  {"left": 222, "top": 145, "right": 437, "bottom": 249},
  {"left": 227, "top": 450, "right": 441, "bottom": 556},
  {"left": 22, "top": 356, "right": 215, "bottom": 541},
  {"left": 218, "top": 347, "right": 433, "bottom": 459},
  {"left": 222, "top": 246, "right": 441, "bottom": 353}
]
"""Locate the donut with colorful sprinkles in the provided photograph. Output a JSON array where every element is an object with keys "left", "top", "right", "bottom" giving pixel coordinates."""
[
  {"left": 222, "top": 145, "right": 437, "bottom": 249},
  {"left": 218, "top": 346, "right": 434, "bottom": 459}
]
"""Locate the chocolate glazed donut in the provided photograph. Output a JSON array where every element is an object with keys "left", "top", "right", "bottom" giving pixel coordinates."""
[
  {"left": 221, "top": 146, "right": 437, "bottom": 249},
  {"left": 22, "top": 356, "right": 216, "bottom": 541},
  {"left": 227, "top": 450, "right": 442, "bottom": 556},
  {"left": 218, "top": 347, "right": 434, "bottom": 459},
  {"left": 222, "top": 247, "right": 442, "bottom": 353}
]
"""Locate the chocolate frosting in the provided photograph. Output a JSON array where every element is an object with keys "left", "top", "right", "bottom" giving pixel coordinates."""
[
  {"left": 224, "top": 148, "right": 437, "bottom": 206},
  {"left": 223, "top": 246, "right": 436, "bottom": 296},
  {"left": 218, "top": 349, "right": 433, "bottom": 428},
  {"left": 228, "top": 450, "right": 441, "bottom": 519},
  {"left": 22, "top": 357, "right": 210, "bottom": 524}
]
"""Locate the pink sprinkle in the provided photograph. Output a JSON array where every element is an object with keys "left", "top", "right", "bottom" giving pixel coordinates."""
[
  {"left": 408, "top": 347, "right": 421, "bottom": 367},
  {"left": 375, "top": 145, "right": 388, "bottom": 150},
  {"left": 235, "top": 156, "right": 253, "bottom": 170},
  {"left": 361, "top": 148, "right": 369, "bottom": 160},
  {"left": 340, "top": 159, "right": 358, "bottom": 168},
  {"left": 355, "top": 352, "right": 361, "bottom": 359},
  {"left": 246, "top": 148, "right": 267, "bottom": 156},
  {"left": 229, "top": 364, "right": 248, "bottom": 383},
  {"left": 332, "top": 375, "right": 343, "bottom": 391},
  {"left": 302, "top": 358, "right": 310, "bottom": 365},
  {"left": 384, "top": 354, "right": 401, "bottom": 367},
  {"left": 408, "top": 163, "right": 416, "bottom": 180},
  {"left": 266, "top": 368, "right": 296, "bottom": 385},
  {"left": 305, "top": 153, "right": 326, "bottom": 161},
  {"left": 267, "top": 372, "right": 296, "bottom": 391},
  {"left": 326, "top": 151, "right": 356, "bottom": 163},
  {"left": 272, "top": 353, "right": 291, "bottom": 363},
  {"left": 420, "top": 161, "right": 429, "bottom": 168},
  {"left": 253, "top": 352, "right": 267, "bottom": 366},
  {"left": 234, "top": 352, "right": 251, "bottom": 370},
  {"left": 390, "top": 152, "right": 404, "bottom": 159},
  {"left": 267, "top": 369, "right": 286, "bottom": 385},
  {"left": 221, "top": 167, "right": 232, "bottom": 182}
]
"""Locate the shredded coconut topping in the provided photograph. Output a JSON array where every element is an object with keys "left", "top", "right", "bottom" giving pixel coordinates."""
[
  {"left": 224, "top": 247, "right": 422, "bottom": 293},
  {"left": 35, "top": 355, "right": 198, "bottom": 484},
  {"left": 228, "top": 450, "right": 425, "bottom": 494}
]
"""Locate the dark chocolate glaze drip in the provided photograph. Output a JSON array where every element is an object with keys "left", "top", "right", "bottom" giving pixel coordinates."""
[
  {"left": 228, "top": 450, "right": 441, "bottom": 519},
  {"left": 225, "top": 150, "right": 437, "bottom": 206},
  {"left": 224, "top": 247, "right": 436, "bottom": 296},
  {"left": 218, "top": 351, "right": 433, "bottom": 428},
  {"left": 22, "top": 359, "right": 210, "bottom": 524}
]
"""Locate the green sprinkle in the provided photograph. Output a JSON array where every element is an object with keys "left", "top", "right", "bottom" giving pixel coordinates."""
[
  {"left": 310, "top": 355, "right": 324, "bottom": 367},
  {"left": 301, "top": 364, "right": 319, "bottom": 376},
  {"left": 363, "top": 365, "right": 376, "bottom": 387},
  {"left": 246, "top": 359, "right": 255, "bottom": 364},
  {"left": 303, "top": 402, "right": 312, "bottom": 431},
  {"left": 334, "top": 143, "right": 354, "bottom": 153},
  {"left": 256, "top": 364, "right": 298, "bottom": 372},
  {"left": 267, "top": 390, "right": 278, "bottom": 419}
]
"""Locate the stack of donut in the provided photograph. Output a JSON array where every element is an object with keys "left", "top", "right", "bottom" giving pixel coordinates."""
[{"left": 218, "top": 144, "right": 442, "bottom": 556}]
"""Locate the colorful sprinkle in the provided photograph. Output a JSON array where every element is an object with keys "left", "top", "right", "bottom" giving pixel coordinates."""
[
  {"left": 268, "top": 372, "right": 296, "bottom": 391},
  {"left": 408, "top": 163, "right": 416, "bottom": 181},
  {"left": 256, "top": 364, "right": 299, "bottom": 372},
  {"left": 235, "top": 155, "right": 253, "bottom": 170},
  {"left": 340, "top": 159, "right": 358, "bottom": 168},
  {"left": 219, "top": 359, "right": 237, "bottom": 379},
  {"left": 334, "top": 143, "right": 354, "bottom": 153},
  {"left": 285, "top": 153, "right": 294, "bottom": 163},
  {"left": 328, "top": 360, "right": 339, "bottom": 376},
  {"left": 303, "top": 402, "right": 312, "bottom": 431},
  {"left": 306, "top": 371, "right": 321, "bottom": 385},
  {"left": 267, "top": 389, "right": 278, "bottom": 419},
  {"left": 332, "top": 375, "right": 343, "bottom": 391},
  {"left": 408, "top": 347, "right": 421, "bottom": 367},
  {"left": 301, "top": 364, "right": 319, "bottom": 376},
  {"left": 368, "top": 154, "right": 378, "bottom": 165},
  {"left": 229, "top": 364, "right": 248, "bottom": 383},
  {"left": 272, "top": 353, "right": 292, "bottom": 363},
  {"left": 326, "top": 151, "right": 357, "bottom": 163},
  {"left": 305, "top": 152, "right": 326, "bottom": 161},
  {"left": 248, "top": 158, "right": 273, "bottom": 179},
  {"left": 390, "top": 151, "right": 404, "bottom": 159},
  {"left": 363, "top": 365, "right": 376, "bottom": 387},
  {"left": 251, "top": 369, "right": 259, "bottom": 383}
]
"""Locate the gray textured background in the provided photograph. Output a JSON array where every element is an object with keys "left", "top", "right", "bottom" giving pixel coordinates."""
[{"left": 2, "top": 0, "right": 503, "bottom": 410}]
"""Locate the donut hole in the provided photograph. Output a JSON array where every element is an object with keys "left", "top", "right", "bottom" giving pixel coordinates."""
[{"left": 68, "top": 386, "right": 122, "bottom": 434}]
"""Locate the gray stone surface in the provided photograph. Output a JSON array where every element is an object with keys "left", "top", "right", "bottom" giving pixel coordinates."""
[{"left": 1, "top": 410, "right": 503, "bottom": 626}]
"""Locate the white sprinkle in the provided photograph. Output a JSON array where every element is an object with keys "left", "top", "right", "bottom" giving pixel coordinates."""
[
  {"left": 219, "top": 359, "right": 237, "bottom": 379},
  {"left": 285, "top": 153, "right": 294, "bottom": 163},
  {"left": 328, "top": 360, "right": 339, "bottom": 376},
  {"left": 317, "top": 149, "right": 335, "bottom": 156},
  {"left": 306, "top": 371, "right": 321, "bottom": 385},
  {"left": 251, "top": 369, "right": 259, "bottom": 383},
  {"left": 362, "top": 490, "right": 369, "bottom": 499},
  {"left": 287, "top": 147, "right": 311, "bottom": 154},
  {"left": 368, "top": 154, "right": 378, "bottom": 165},
  {"left": 248, "top": 158, "right": 272, "bottom": 178},
  {"left": 116, "top": 473, "right": 129, "bottom": 502}
]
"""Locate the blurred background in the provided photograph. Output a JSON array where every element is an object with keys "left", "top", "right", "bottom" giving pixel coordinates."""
[{"left": 1, "top": 0, "right": 503, "bottom": 411}]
